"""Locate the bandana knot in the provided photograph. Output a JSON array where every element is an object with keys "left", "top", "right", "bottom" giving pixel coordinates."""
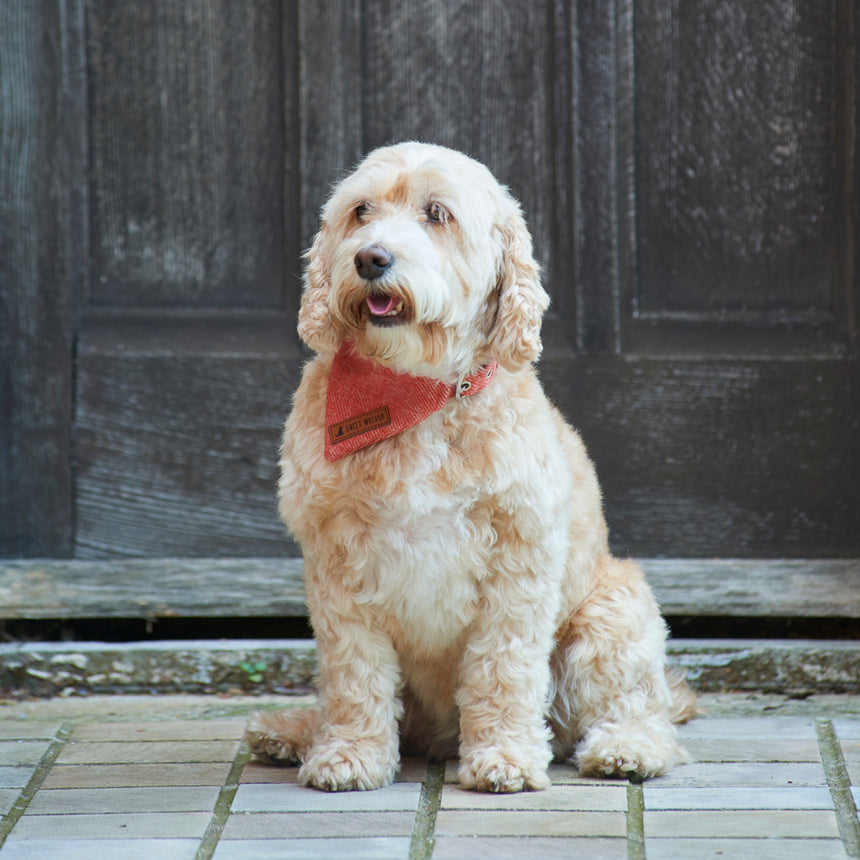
[{"left": 324, "top": 342, "right": 497, "bottom": 461}]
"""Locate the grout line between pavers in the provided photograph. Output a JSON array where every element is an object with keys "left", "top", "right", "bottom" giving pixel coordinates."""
[
  {"left": 195, "top": 739, "right": 251, "bottom": 860},
  {"left": 817, "top": 718, "right": 860, "bottom": 858},
  {"left": 409, "top": 758, "right": 445, "bottom": 860},
  {"left": 0, "top": 721, "right": 74, "bottom": 849},
  {"left": 626, "top": 779, "right": 646, "bottom": 860}
]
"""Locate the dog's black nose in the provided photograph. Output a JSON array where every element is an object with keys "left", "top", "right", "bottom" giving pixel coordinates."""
[{"left": 354, "top": 244, "right": 393, "bottom": 280}]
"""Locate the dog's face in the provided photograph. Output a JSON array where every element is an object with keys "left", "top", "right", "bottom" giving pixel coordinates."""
[{"left": 299, "top": 142, "right": 549, "bottom": 377}]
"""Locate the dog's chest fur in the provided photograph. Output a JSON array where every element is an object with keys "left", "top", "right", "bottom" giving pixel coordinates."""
[{"left": 279, "top": 356, "right": 574, "bottom": 652}]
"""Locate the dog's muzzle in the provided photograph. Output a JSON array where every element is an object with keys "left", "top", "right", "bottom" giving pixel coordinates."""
[{"left": 355, "top": 243, "right": 409, "bottom": 325}]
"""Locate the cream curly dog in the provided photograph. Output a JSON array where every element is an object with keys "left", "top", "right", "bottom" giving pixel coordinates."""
[{"left": 247, "top": 142, "right": 695, "bottom": 792}]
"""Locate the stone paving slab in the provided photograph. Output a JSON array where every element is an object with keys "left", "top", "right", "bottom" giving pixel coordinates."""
[
  {"left": 0, "top": 793, "right": 17, "bottom": 817},
  {"left": 835, "top": 720, "right": 860, "bottom": 737},
  {"left": 213, "top": 836, "right": 412, "bottom": 859},
  {"left": 0, "top": 725, "right": 61, "bottom": 742},
  {"left": 8, "top": 811, "right": 213, "bottom": 839},
  {"left": 678, "top": 715, "right": 820, "bottom": 738},
  {"left": 55, "top": 740, "right": 239, "bottom": 764},
  {"left": 432, "top": 836, "right": 627, "bottom": 859},
  {"left": 0, "top": 839, "right": 201, "bottom": 860},
  {"left": 645, "top": 838, "right": 851, "bottom": 860},
  {"left": 643, "top": 808, "right": 840, "bottom": 838},
  {"left": 70, "top": 720, "right": 245, "bottom": 742},
  {"left": 644, "top": 785, "right": 835, "bottom": 809},
  {"left": 0, "top": 770, "right": 34, "bottom": 789},
  {"left": 0, "top": 746, "right": 50, "bottom": 768},
  {"left": 0, "top": 693, "right": 858, "bottom": 858},
  {"left": 433, "top": 809, "right": 625, "bottom": 837},
  {"left": 647, "top": 761, "right": 827, "bottom": 787},
  {"left": 682, "top": 737, "right": 822, "bottom": 761},
  {"left": 26, "top": 786, "right": 221, "bottom": 814},
  {"left": 41, "top": 762, "right": 233, "bottom": 789},
  {"left": 219, "top": 811, "right": 418, "bottom": 839}
]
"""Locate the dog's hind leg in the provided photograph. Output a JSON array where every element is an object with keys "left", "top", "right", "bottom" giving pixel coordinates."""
[
  {"left": 548, "top": 556, "right": 692, "bottom": 779},
  {"left": 246, "top": 706, "right": 321, "bottom": 765}
]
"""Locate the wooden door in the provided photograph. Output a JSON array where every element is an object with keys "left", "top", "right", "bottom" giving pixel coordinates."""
[{"left": 2, "top": 0, "right": 857, "bottom": 560}]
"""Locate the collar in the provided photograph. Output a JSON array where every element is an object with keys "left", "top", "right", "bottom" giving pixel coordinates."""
[{"left": 324, "top": 341, "right": 497, "bottom": 461}]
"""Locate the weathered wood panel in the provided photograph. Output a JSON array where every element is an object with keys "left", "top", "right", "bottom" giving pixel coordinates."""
[
  {"left": 74, "top": 318, "right": 299, "bottom": 558},
  {"left": 75, "top": 0, "right": 302, "bottom": 557},
  {"left": 632, "top": 0, "right": 844, "bottom": 318},
  {"left": 1, "top": 559, "right": 856, "bottom": 620},
  {"left": 0, "top": 559, "right": 306, "bottom": 620},
  {"left": 639, "top": 560, "right": 860, "bottom": 618},
  {"left": 86, "top": 0, "right": 284, "bottom": 308},
  {"left": 0, "top": 1, "right": 86, "bottom": 556},
  {"left": 73, "top": 343, "right": 860, "bottom": 558},
  {"left": 542, "top": 356, "right": 860, "bottom": 557},
  {"left": 3, "top": 0, "right": 858, "bottom": 566}
]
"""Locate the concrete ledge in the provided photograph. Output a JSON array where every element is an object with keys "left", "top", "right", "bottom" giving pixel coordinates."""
[
  {"left": 669, "top": 639, "right": 860, "bottom": 696},
  {"left": 0, "top": 638, "right": 858, "bottom": 698},
  {"left": 0, "top": 639, "right": 317, "bottom": 698}
]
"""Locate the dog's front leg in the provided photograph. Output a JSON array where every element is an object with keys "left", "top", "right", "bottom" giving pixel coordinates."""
[
  {"left": 455, "top": 571, "right": 558, "bottom": 792},
  {"left": 299, "top": 605, "right": 402, "bottom": 792}
]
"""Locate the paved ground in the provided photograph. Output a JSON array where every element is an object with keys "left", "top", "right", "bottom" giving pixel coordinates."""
[{"left": 0, "top": 693, "right": 858, "bottom": 859}]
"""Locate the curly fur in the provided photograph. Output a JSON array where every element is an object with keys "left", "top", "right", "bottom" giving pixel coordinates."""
[{"left": 246, "top": 142, "right": 696, "bottom": 792}]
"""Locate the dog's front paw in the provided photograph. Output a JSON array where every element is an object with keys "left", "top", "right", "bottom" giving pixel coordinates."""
[
  {"left": 575, "top": 719, "right": 688, "bottom": 780},
  {"left": 299, "top": 740, "right": 397, "bottom": 792},
  {"left": 459, "top": 748, "right": 551, "bottom": 793}
]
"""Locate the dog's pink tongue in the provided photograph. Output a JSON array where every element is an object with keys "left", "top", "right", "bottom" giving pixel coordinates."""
[{"left": 367, "top": 295, "right": 396, "bottom": 316}]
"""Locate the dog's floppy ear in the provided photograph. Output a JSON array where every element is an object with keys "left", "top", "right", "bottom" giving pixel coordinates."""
[
  {"left": 297, "top": 224, "right": 346, "bottom": 354},
  {"left": 487, "top": 202, "right": 549, "bottom": 371}
]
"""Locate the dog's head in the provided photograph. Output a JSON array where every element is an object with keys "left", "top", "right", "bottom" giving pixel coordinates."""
[{"left": 298, "top": 142, "right": 548, "bottom": 377}]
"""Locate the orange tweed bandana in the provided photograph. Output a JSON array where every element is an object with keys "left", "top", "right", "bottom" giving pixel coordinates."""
[{"left": 325, "top": 341, "right": 497, "bottom": 461}]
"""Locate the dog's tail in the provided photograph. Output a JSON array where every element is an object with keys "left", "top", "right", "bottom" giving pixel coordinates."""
[
  {"left": 245, "top": 706, "right": 321, "bottom": 764},
  {"left": 666, "top": 668, "right": 698, "bottom": 724}
]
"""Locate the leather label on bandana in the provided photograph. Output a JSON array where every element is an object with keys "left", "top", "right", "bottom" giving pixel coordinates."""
[{"left": 328, "top": 406, "right": 391, "bottom": 444}]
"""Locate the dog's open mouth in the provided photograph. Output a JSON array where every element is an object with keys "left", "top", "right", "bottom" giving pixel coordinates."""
[{"left": 366, "top": 292, "right": 409, "bottom": 326}]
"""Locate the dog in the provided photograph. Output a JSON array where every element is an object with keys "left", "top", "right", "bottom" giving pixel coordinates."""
[{"left": 246, "top": 141, "right": 696, "bottom": 792}]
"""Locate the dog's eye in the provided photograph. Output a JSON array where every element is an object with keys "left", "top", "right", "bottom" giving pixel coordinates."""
[
  {"left": 354, "top": 202, "right": 370, "bottom": 223},
  {"left": 425, "top": 202, "right": 449, "bottom": 225}
]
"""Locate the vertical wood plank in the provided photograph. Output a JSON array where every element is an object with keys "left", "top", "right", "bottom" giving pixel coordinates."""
[
  {"left": 86, "top": 0, "right": 284, "bottom": 308},
  {"left": 842, "top": 0, "right": 858, "bottom": 344},
  {"left": 545, "top": 0, "right": 577, "bottom": 349},
  {"left": 633, "top": 0, "right": 840, "bottom": 317},
  {"left": 281, "top": 0, "right": 303, "bottom": 325},
  {"left": 0, "top": 0, "right": 85, "bottom": 556},
  {"left": 572, "top": 0, "right": 622, "bottom": 354}
]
